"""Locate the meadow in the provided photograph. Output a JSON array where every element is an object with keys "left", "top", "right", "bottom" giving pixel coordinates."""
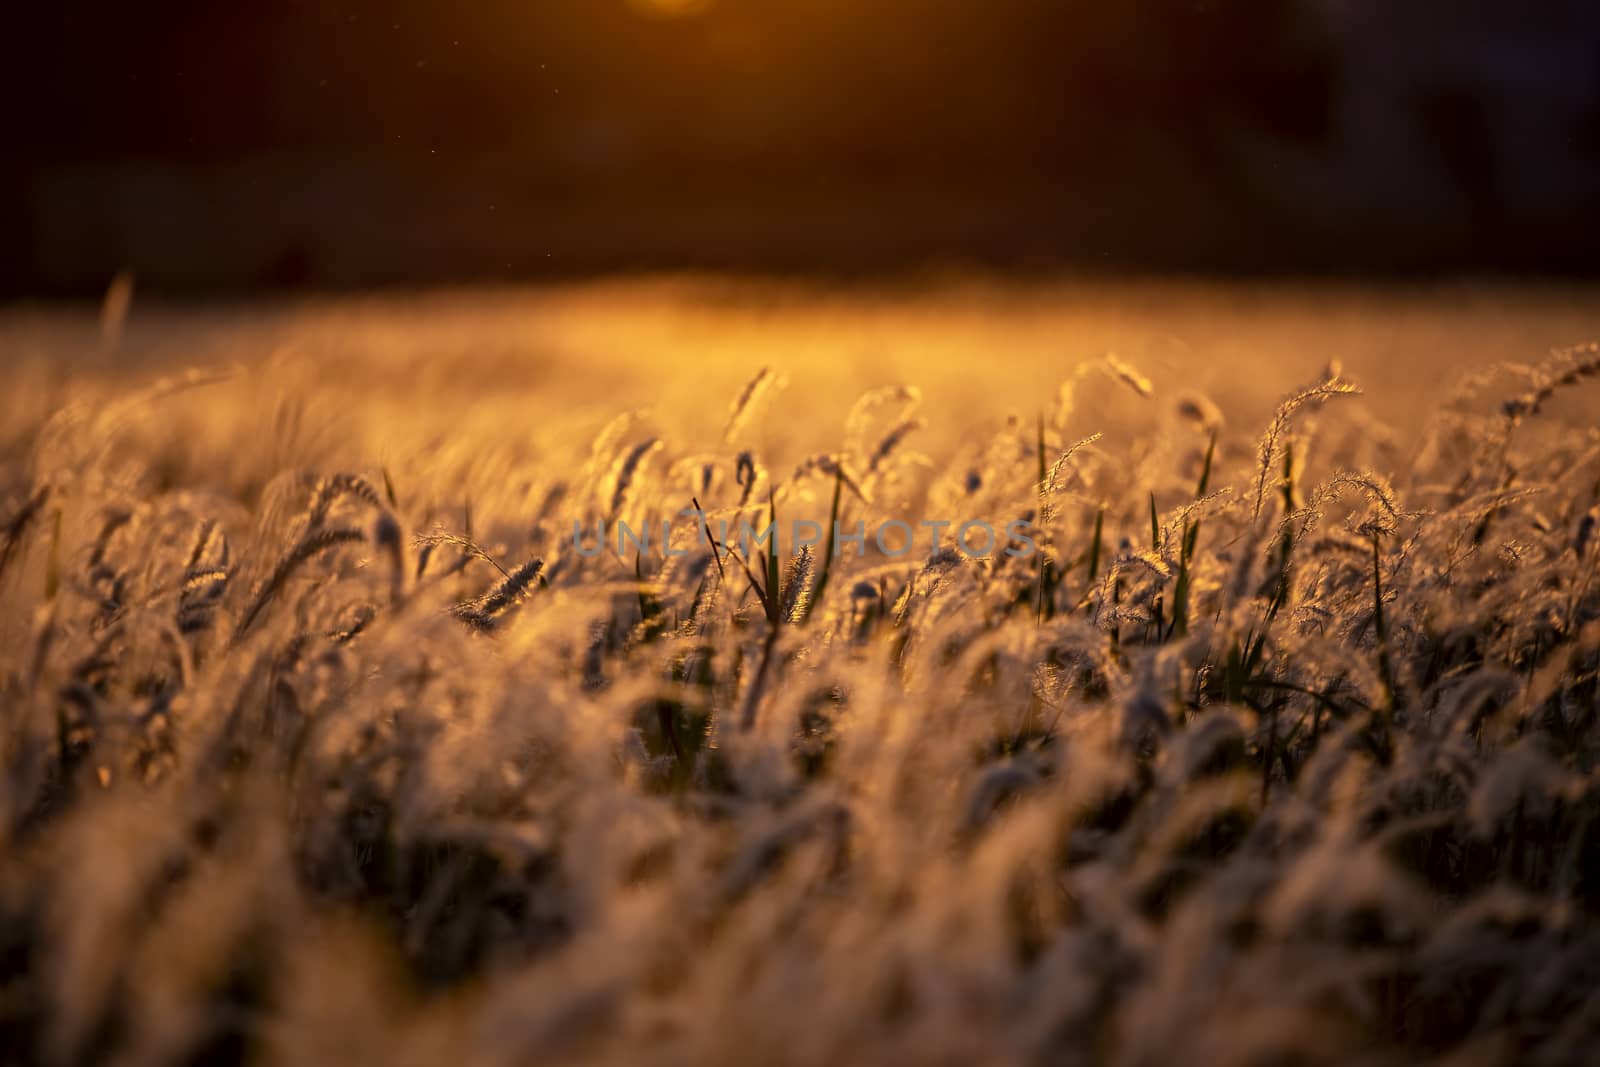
[{"left": 3, "top": 277, "right": 1600, "bottom": 1065}]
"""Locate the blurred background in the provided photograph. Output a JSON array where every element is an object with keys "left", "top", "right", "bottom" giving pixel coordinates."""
[{"left": 8, "top": 0, "right": 1600, "bottom": 295}]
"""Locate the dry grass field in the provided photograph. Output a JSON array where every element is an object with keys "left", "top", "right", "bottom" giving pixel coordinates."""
[{"left": 4, "top": 276, "right": 1600, "bottom": 1065}]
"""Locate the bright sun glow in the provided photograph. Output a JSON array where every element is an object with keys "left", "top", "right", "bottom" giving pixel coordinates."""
[{"left": 628, "top": 0, "right": 714, "bottom": 18}]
